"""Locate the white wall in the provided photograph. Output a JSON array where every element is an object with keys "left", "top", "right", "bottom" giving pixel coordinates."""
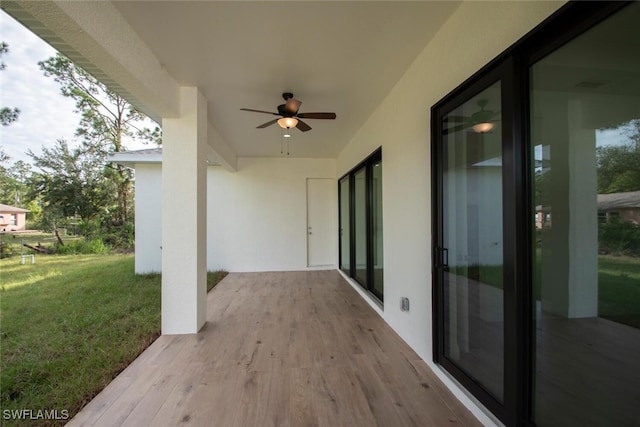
[
  {"left": 208, "top": 157, "right": 337, "bottom": 272},
  {"left": 134, "top": 164, "right": 162, "bottom": 273},
  {"left": 336, "top": 1, "right": 564, "bottom": 424},
  {"left": 133, "top": 157, "right": 337, "bottom": 274}
]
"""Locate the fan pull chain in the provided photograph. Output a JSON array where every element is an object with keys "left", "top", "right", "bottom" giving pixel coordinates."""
[{"left": 281, "top": 128, "right": 291, "bottom": 155}]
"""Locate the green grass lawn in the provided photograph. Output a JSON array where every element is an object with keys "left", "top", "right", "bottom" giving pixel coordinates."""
[
  {"left": 598, "top": 255, "right": 640, "bottom": 328},
  {"left": 451, "top": 254, "right": 640, "bottom": 329},
  {"left": 0, "top": 232, "right": 76, "bottom": 258},
  {"left": 0, "top": 253, "right": 226, "bottom": 426}
]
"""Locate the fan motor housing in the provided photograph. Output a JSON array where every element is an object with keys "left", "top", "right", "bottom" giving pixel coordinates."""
[{"left": 277, "top": 104, "right": 290, "bottom": 116}]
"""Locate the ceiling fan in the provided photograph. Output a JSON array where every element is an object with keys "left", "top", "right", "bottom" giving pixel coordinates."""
[
  {"left": 241, "top": 92, "right": 336, "bottom": 133},
  {"left": 444, "top": 99, "right": 500, "bottom": 134}
]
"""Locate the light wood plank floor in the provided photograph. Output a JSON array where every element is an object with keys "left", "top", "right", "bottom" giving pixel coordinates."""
[{"left": 66, "top": 270, "right": 481, "bottom": 427}]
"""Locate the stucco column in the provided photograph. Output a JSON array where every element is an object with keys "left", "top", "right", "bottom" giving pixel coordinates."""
[
  {"left": 540, "top": 97, "right": 598, "bottom": 318},
  {"left": 161, "top": 87, "right": 207, "bottom": 334}
]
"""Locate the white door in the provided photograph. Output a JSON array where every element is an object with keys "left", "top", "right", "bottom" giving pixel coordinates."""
[{"left": 307, "top": 178, "right": 336, "bottom": 267}]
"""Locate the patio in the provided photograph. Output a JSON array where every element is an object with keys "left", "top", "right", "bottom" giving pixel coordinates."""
[{"left": 66, "top": 270, "right": 480, "bottom": 426}]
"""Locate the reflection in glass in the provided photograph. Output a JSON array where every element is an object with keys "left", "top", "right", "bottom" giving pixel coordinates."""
[
  {"left": 372, "top": 160, "right": 383, "bottom": 296},
  {"left": 339, "top": 176, "right": 350, "bottom": 272},
  {"left": 531, "top": 3, "right": 640, "bottom": 425},
  {"left": 442, "top": 81, "right": 504, "bottom": 401},
  {"left": 354, "top": 167, "right": 367, "bottom": 286}
]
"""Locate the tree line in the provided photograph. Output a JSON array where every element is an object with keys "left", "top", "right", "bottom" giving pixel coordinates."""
[{"left": 0, "top": 43, "right": 160, "bottom": 249}]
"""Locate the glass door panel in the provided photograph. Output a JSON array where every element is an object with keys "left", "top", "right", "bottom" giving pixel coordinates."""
[
  {"left": 530, "top": 3, "right": 640, "bottom": 425},
  {"left": 372, "top": 158, "right": 383, "bottom": 298},
  {"left": 339, "top": 176, "right": 350, "bottom": 273},
  {"left": 442, "top": 81, "right": 504, "bottom": 402},
  {"left": 354, "top": 167, "right": 368, "bottom": 286}
]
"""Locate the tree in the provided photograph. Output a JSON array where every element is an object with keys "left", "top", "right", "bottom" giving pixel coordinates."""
[
  {"left": 0, "top": 159, "right": 32, "bottom": 207},
  {"left": 0, "top": 146, "right": 9, "bottom": 165},
  {"left": 0, "top": 146, "right": 14, "bottom": 204},
  {"left": 596, "top": 141, "right": 640, "bottom": 194},
  {"left": 28, "top": 139, "right": 112, "bottom": 222},
  {"left": 0, "top": 42, "right": 20, "bottom": 126},
  {"left": 39, "top": 53, "right": 161, "bottom": 225}
]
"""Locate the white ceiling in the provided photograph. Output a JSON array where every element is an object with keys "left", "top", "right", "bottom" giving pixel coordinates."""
[{"left": 111, "top": 1, "right": 461, "bottom": 158}]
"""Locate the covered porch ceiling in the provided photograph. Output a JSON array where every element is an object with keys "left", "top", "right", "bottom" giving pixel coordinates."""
[
  {"left": 2, "top": 1, "right": 461, "bottom": 160},
  {"left": 2, "top": 1, "right": 460, "bottom": 158}
]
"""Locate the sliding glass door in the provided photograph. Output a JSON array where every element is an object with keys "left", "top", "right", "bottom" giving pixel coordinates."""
[
  {"left": 441, "top": 81, "right": 504, "bottom": 403},
  {"left": 433, "top": 2, "right": 639, "bottom": 425},
  {"left": 339, "top": 149, "right": 383, "bottom": 301}
]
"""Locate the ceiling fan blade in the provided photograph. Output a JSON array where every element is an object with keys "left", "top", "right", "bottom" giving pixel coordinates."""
[
  {"left": 257, "top": 119, "right": 279, "bottom": 129},
  {"left": 241, "top": 108, "right": 279, "bottom": 116},
  {"left": 296, "top": 112, "right": 336, "bottom": 120},
  {"left": 443, "top": 123, "right": 469, "bottom": 135},
  {"left": 444, "top": 115, "right": 471, "bottom": 123},
  {"left": 285, "top": 98, "right": 302, "bottom": 115},
  {"left": 296, "top": 119, "right": 312, "bottom": 132}
]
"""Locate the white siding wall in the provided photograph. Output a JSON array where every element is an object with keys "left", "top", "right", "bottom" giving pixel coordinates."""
[
  {"left": 134, "top": 164, "right": 162, "bottom": 273},
  {"left": 134, "top": 157, "right": 336, "bottom": 274},
  {"left": 207, "top": 157, "right": 336, "bottom": 272}
]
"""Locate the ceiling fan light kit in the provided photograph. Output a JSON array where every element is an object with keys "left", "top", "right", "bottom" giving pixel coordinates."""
[
  {"left": 277, "top": 117, "right": 298, "bottom": 129},
  {"left": 241, "top": 92, "right": 336, "bottom": 135},
  {"left": 472, "top": 122, "right": 494, "bottom": 133},
  {"left": 444, "top": 99, "right": 500, "bottom": 135}
]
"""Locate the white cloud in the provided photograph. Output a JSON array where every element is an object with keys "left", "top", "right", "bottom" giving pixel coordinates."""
[
  {"left": 0, "top": 10, "right": 154, "bottom": 166},
  {"left": 0, "top": 10, "right": 80, "bottom": 164}
]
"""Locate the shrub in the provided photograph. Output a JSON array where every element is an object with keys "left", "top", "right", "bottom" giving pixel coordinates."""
[
  {"left": 55, "top": 238, "right": 110, "bottom": 255},
  {"left": 0, "top": 241, "right": 13, "bottom": 259},
  {"left": 599, "top": 218, "right": 640, "bottom": 256}
]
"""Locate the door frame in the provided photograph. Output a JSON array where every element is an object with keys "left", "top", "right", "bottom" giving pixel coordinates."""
[
  {"left": 432, "top": 60, "right": 518, "bottom": 422},
  {"left": 306, "top": 177, "right": 337, "bottom": 268}
]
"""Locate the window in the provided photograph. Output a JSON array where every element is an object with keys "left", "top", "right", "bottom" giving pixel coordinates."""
[
  {"left": 432, "top": 2, "right": 638, "bottom": 425},
  {"left": 339, "top": 149, "right": 383, "bottom": 301},
  {"left": 597, "top": 212, "right": 607, "bottom": 223}
]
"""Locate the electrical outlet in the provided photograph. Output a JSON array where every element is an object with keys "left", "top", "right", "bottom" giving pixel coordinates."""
[{"left": 400, "top": 297, "right": 410, "bottom": 312}]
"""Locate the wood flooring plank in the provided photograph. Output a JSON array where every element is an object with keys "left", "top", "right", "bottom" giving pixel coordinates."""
[
  {"left": 408, "top": 359, "right": 482, "bottom": 427},
  {"left": 92, "top": 366, "right": 164, "bottom": 427},
  {"left": 320, "top": 366, "right": 377, "bottom": 427},
  {"left": 65, "top": 373, "right": 139, "bottom": 426},
  {"left": 148, "top": 363, "right": 207, "bottom": 426},
  {"left": 119, "top": 373, "right": 177, "bottom": 427},
  {"left": 290, "top": 368, "right": 320, "bottom": 427},
  {"left": 68, "top": 270, "right": 485, "bottom": 427}
]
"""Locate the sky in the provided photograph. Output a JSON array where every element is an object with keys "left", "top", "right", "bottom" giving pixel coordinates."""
[{"left": 0, "top": 10, "right": 150, "bottom": 166}]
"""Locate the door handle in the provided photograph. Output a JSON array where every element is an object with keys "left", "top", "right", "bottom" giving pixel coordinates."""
[{"left": 435, "top": 247, "right": 449, "bottom": 269}]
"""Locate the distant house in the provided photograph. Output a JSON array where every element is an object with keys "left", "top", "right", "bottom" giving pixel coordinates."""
[
  {"left": 0, "top": 204, "right": 29, "bottom": 232},
  {"left": 597, "top": 191, "right": 640, "bottom": 224},
  {"left": 535, "top": 191, "right": 640, "bottom": 229}
]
